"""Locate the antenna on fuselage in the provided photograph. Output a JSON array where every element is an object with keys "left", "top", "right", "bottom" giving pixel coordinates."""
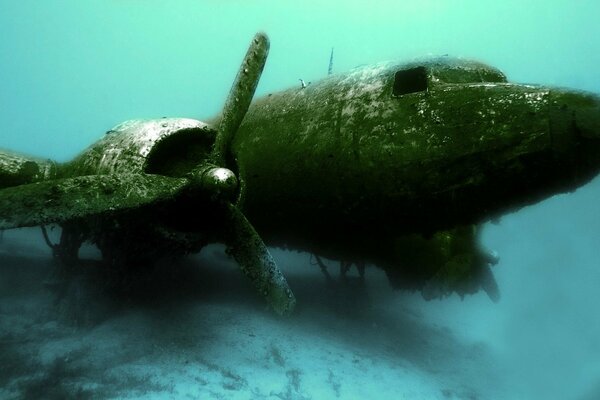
[{"left": 328, "top": 47, "right": 334, "bottom": 75}]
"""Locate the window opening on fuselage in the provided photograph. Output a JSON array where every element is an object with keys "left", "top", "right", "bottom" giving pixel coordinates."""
[{"left": 392, "top": 66, "right": 428, "bottom": 97}]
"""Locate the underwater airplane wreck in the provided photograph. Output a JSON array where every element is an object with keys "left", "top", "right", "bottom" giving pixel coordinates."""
[{"left": 1, "top": 32, "right": 599, "bottom": 315}]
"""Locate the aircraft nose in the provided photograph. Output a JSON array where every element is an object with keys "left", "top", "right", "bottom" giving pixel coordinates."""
[{"left": 549, "top": 90, "right": 600, "bottom": 150}]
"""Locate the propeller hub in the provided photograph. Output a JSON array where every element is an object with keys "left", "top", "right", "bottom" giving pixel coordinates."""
[
  {"left": 189, "top": 165, "right": 238, "bottom": 201},
  {"left": 206, "top": 167, "right": 238, "bottom": 192}
]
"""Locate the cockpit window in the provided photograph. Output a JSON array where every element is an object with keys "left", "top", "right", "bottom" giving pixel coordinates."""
[{"left": 393, "top": 66, "right": 428, "bottom": 96}]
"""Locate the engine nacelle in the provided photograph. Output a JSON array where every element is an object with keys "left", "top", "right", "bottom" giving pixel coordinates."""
[
  {"left": 0, "top": 149, "right": 57, "bottom": 189},
  {"left": 65, "top": 118, "right": 216, "bottom": 178}
]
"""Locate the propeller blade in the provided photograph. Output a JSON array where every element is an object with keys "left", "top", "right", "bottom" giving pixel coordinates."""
[
  {"left": 212, "top": 32, "right": 270, "bottom": 165},
  {"left": 222, "top": 202, "right": 296, "bottom": 315},
  {"left": 480, "top": 264, "right": 500, "bottom": 302},
  {"left": 0, "top": 174, "right": 187, "bottom": 229}
]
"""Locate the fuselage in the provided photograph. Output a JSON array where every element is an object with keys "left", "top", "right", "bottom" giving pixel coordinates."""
[{"left": 231, "top": 58, "right": 600, "bottom": 258}]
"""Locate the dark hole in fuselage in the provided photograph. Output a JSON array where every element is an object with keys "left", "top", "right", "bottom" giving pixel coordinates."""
[{"left": 393, "top": 66, "right": 428, "bottom": 96}]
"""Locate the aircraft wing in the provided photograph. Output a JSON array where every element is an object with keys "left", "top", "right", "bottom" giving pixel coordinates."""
[{"left": 0, "top": 174, "right": 187, "bottom": 230}]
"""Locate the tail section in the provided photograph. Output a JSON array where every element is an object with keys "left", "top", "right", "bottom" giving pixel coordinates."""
[{"left": 0, "top": 149, "right": 58, "bottom": 189}]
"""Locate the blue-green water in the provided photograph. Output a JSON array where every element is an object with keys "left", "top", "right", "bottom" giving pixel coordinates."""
[{"left": 1, "top": 1, "right": 599, "bottom": 399}]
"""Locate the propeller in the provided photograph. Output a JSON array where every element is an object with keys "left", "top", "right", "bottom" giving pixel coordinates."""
[
  {"left": 189, "top": 32, "right": 296, "bottom": 315},
  {"left": 212, "top": 32, "right": 270, "bottom": 166},
  {"left": 0, "top": 32, "right": 296, "bottom": 315},
  {"left": 192, "top": 33, "right": 296, "bottom": 315}
]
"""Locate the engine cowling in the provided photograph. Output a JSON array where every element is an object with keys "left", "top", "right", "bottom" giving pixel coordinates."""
[{"left": 64, "top": 118, "right": 216, "bottom": 178}]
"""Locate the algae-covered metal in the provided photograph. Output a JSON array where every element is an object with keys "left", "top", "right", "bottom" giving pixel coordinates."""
[
  {"left": 65, "top": 118, "right": 215, "bottom": 177},
  {"left": 233, "top": 58, "right": 600, "bottom": 250},
  {"left": 0, "top": 149, "right": 57, "bottom": 189},
  {"left": 0, "top": 174, "right": 188, "bottom": 230},
  {"left": 230, "top": 57, "right": 600, "bottom": 298}
]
